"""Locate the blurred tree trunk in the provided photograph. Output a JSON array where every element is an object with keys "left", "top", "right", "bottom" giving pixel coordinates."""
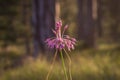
[
  {"left": 55, "top": 0, "right": 60, "bottom": 20},
  {"left": 44, "top": 0, "right": 55, "bottom": 42},
  {"left": 85, "top": 0, "right": 95, "bottom": 47},
  {"left": 77, "top": 0, "right": 84, "bottom": 40},
  {"left": 97, "top": 0, "right": 102, "bottom": 37},
  {"left": 78, "top": 0, "right": 95, "bottom": 48},
  {"left": 32, "top": 0, "right": 55, "bottom": 57},
  {"left": 22, "top": 0, "right": 31, "bottom": 55},
  {"left": 109, "top": 0, "right": 120, "bottom": 41}
]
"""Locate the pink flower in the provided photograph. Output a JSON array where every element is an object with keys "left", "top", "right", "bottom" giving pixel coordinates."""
[{"left": 45, "top": 20, "right": 76, "bottom": 51}]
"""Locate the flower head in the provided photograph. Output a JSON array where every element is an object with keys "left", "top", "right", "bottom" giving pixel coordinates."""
[{"left": 45, "top": 20, "right": 76, "bottom": 51}]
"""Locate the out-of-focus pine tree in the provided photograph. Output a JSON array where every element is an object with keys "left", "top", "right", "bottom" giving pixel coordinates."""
[
  {"left": 77, "top": 0, "right": 95, "bottom": 48},
  {"left": 0, "top": 0, "right": 32, "bottom": 52},
  {"left": 32, "top": 0, "right": 55, "bottom": 57},
  {"left": 0, "top": 0, "right": 19, "bottom": 49}
]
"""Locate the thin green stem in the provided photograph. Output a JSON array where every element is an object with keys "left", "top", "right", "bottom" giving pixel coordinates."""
[
  {"left": 60, "top": 50, "right": 68, "bottom": 80},
  {"left": 46, "top": 50, "right": 58, "bottom": 80},
  {"left": 63, "top": 49, "right": 72, "bottom": 80}
]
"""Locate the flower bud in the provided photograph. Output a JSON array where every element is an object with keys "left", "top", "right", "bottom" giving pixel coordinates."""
[{"left": 64, "top": 25, "right": 68, "bottom": 30}]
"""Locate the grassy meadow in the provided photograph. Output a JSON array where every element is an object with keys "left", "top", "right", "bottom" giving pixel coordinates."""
[{"left": 0, "top": 43, "right": 120, "bottom": 80}]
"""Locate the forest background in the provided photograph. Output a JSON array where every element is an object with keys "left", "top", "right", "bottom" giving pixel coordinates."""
[{"left": 0, "top": 0, "right": 120, "bottom": 80}]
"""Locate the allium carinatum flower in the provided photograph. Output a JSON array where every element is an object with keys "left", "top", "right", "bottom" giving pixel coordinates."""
[{"left": 45, "top": 20, "right": 76, "bottom": 51}]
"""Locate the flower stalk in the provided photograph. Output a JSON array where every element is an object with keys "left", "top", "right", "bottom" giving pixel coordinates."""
[
  {"left": 45, "top": 20, "right": 76, "bottom": 80},
  {"left": 64, "top": 49, "right": 72, "bottom": 80},
  {"left": 60, "top": 50, "right": 68, "bottom": 80},
  {"left": 46, "top": 50, "right": 58, "bottom": 80}
]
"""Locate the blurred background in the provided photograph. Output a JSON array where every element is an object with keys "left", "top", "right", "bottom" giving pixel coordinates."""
[{"left": 0, "top": 0, "right": 120, "bottom": 80}]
